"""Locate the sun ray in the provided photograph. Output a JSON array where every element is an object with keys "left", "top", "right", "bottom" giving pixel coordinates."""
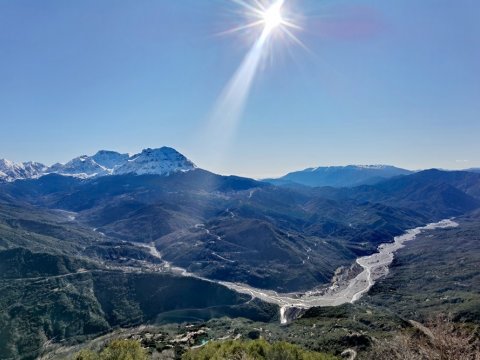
[
  {"left": 252, "top": 0, "right": 266, "bottom": 10},
  {"left": 281, "top": 26, "right": 311, "bottom": 52},
  {"left": 231, "top": 0, "right": 264, "bottom": 16},
  {"left": 215, "top": 20, "right": 264, "bottom": 37},
  {"left": 282, "top": 19, "right": 302, "bottom": 30}
]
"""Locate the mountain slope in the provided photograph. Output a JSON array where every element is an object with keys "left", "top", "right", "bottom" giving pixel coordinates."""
[
  {"left": 0, "top": 200, "right": 277, "bottom": 359},
  {"left": 312, "top": 169, "right": 480, "bottom": 219},
  {"left": 366, "top": 209, "right": 480, "bottom": 322}
]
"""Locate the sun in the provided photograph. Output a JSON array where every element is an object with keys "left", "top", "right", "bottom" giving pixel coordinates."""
[
  {"left": 262, "top": 0, "right": 285, "bottom": 33},
  {"left": 222, "top": 0, "right": 305, "bottom": 49}
]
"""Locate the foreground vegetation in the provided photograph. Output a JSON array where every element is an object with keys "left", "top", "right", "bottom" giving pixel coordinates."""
[
  {"left": 74, "top": 340, "right": 146, "bottom": 360},
  {"left": 71, "top": 318, "right": 480, "bottom": 360},
  {"left": 183, "top": 339, "right": 338, "bottom": 360},
  {"left": 73, "top": 339, "right": 337, "bottom": 360}
]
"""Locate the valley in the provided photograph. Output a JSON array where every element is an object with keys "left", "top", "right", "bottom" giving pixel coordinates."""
[
  {"left": 53, "top": 211, "right": 478, "bottom": 359},
  {"left": 142, "top": 218, "right": 459, "bottom": 324}
]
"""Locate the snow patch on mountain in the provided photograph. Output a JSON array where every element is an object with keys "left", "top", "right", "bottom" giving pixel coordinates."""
[
  {"left": 48, "top": 156, "right": 108, "bottom": 178},
  {"left": 92, "top": 150, "right": 129, "bottom": 169}
]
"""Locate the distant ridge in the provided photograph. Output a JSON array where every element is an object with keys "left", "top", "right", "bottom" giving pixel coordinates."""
[{"left": 265, "top": 165, "right": 413, "bottom": 188}]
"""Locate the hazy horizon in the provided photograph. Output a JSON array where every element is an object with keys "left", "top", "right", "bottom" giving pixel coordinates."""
[{"left": 1, "top": 144, "right": 478, "bottom": 179}]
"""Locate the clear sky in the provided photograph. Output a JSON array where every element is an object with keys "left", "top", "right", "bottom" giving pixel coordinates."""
[{"left": 1, "top": 0, "right": 479, "bottom": 178}]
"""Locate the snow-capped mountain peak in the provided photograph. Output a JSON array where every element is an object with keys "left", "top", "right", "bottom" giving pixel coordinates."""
[
  {"left": 0, "top": 159, "right": 47, "bottom": 182},
  {"left": 114, "top": 147, "right": 196, "bottom": 176}
]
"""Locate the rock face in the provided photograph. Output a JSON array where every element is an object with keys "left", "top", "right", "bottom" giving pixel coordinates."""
[
  {"left": 0, "top": 147, "right": 197, "bottom": 181},
  {"left": 280, "top": 306, "right": 307, "bottom": 324}
]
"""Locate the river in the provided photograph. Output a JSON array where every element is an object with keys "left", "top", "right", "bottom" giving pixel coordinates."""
[
  {"left": 136, "top": 219, "right": 458, "bottom": 324},
  {"left": 217, "top": 219, "right": 458, "bottom": 323}
]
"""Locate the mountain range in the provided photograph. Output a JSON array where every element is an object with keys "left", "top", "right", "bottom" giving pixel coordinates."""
[
  {"left": 3, "top": 149, "right": 478, "bottom": 189},
  {"left": 0, "top": 147, "right": 195, "bottom": 181}
]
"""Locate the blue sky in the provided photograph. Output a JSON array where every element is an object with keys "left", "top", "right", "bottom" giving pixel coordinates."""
[{"left": 1, "top": 0, "right": 479, "bottom": 177}]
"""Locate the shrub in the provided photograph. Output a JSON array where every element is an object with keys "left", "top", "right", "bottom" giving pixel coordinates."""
[
  {"left": 182, "top": 339, "right": 337, "bottom": 360},
  {"left": 74, "top": 339, "right": 147, "bottom": 360}
]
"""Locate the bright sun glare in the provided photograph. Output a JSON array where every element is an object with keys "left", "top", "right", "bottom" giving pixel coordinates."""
[
  {"left": 224, "top": 0, "right": 304, "bottom": 48},
  {"left": 262, "top": 1, "right": 284, "bottom": 32}
]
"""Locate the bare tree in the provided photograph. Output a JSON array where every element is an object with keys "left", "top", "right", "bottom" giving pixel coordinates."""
[{"left": 368, "top": 315, "right": 479, "bottom": 360}]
